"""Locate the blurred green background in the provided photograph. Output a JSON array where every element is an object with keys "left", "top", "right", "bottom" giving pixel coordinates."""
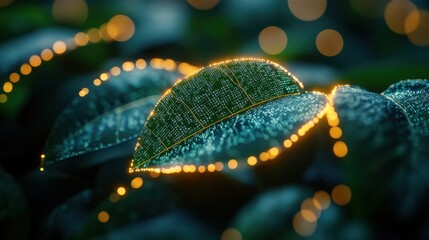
[{"left": 0, "top": 0, "right": 428, "bottom": 239}]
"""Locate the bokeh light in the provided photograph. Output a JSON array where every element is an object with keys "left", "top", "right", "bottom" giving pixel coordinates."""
[
  {"left": 333, "top": 141, "right": 348, "bottom": 157},
  {"left": 187, "top": 0, "right": 220, "bottom": 11},
  {"left": 331, "top": 184, "right": 352, "bottom": 206},
  {"left": 131, "top": 177, "right": 143, "bottom": 189},
  {"left": 41, "top": 49, "right": 54, "bottom": 61},
  {"left": 53, "top": 41, "right": 67, "bottom": 54},
  {"left": 107, "top": 15, "right": 135, "bottom": 42},
  {"left": 20, "top": 63, "right": 32, "bottom": 75},
  {"left": 97, "top": 211, "right": 109, "bottom": 223},
  {"left": 87, "top": 28, "right": 101, "bottom": 43},
  {"left": 74, "top": 32, "right": 89, "bottom": 46},
  {"left": 9, "top": 73, "right": 20, "bottom": 83},
  {"left": 313, "top": 190, "right": 331, "bottom": 210},
  {"left": 406, "top": 10, "right": 429, "bottom": 46},
  {"left": 116, "top": 186, "right": 127, "bottom": 196},
  {"left": 293, "top": 212, "right": 317, "bottom": 237},
  {"left": 316, "top": 29, "right": 344, "bottom": 57},
  {"left": 3, "top": 82, "right": 13, "bottom": 93},
  {"left": 52, "top": 0, "right": 88, "bottom": 25},
  {"left": 384, "top": 0, "right": 417, "bottom": 35},
  {"left": 288, "top": 0, "right": 327, "bottom": 21},
  {"left": 221, "top": 228, "right": 242, "bottom": 240},
  {"left": 258, "top": 26, "right": 288, "bottom": 55},
  {"left": 29, "top": 55, "right": 42, "bottom": 67},
  {"left": 0, "top": 94, "right": 7, "bottom": 103}
]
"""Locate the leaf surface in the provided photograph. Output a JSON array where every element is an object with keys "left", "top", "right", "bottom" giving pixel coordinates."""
[
  {"left": 43, "top": 66, "right": 181, "bottom": 168},
  {"left": 132, "top": 59, "right": 327, "bottom": 170}
]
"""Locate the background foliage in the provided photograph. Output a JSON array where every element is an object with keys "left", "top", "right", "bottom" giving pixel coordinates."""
[{"left": 0, "top": 0, "right": 428, "bottom": 239}]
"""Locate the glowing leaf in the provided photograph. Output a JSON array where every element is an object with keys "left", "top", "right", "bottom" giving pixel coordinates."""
[{"left": 132, "top": 59, "right": 327, "bottom": 171}]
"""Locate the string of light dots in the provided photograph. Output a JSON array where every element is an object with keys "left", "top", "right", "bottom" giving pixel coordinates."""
[
  {"left": 0, "top": 14, "right": 135, "bottom": 104},
  {"left": 77, "top": 58, "right": 199, "bottom": 98},
  {"left": 291, "top": 86, "right": 351, "bottom": 237}
]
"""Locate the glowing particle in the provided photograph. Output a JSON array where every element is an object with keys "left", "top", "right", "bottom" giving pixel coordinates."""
[
  {"left": 53, "top": 41, "right": 67, "bottom": 54},
  {"left": 198, "top": 165, "right": 206, "bottom": 173},
  {"left": 384, "top": 0, "right": 417, "bottom": 35},
  {"left": 228, "top": 159, "right": 238, "bottom": 169},
  {"left": 329, "top": 127, "right": 342, "bottom": 139},
  {"left": 131, "top": 177, "right": 143, "bottom": 189},
  {"left": 331, "top": 184, "right": 352, "bottom": 206},
  {"left": 100, "top": 73, "right": 110, "bottom": 81},
  {"left": 74, "top": 32, "right": 89, "bottom": 46},
  {"left": 98, "top": 211, "right": 110, "bottom": 223},
  {"left": 247, "top": 156, "right": 257, "bottom": 166},
  {"left": 41, "top": 49, "right": 54, "bottom": 61},
  {"left": 313, "top": 190, "right": 331, "bottom": 210},
  {"left": 333, "top": 141, "right": 348, "bottom": 157},
  {"left": 258, "top": 26, "right": 288, "bottom": 55},
  {"left": 122, "top": 61, "right": 135, "bottom": 72},
  {"left": 290, "top": 134, "right": 299, "bottom": 142},
  {"left": 316, "top": 29, "right": 344, "bottom": 57},
  {"left": 3, "top": 82, "right": 13, "bottom": 93},
  {"left": 221, "top": 228, "right": 242, "bottom": 240},
  {"left": 215, "top": 161, "right": 224, "bottom": 171},
  {"left": 259, "top": 152, "right": 269, "bottom": 161},
  {"left": 39, "top": 167, "right": 44, "bottom": 172},
  {"left": 207, "top": 164, "right": 216, "bottom": 172},
  {"left": 110, "top": 67, "right": 121, "bottom": 76},
  {"left": 268, "top": 147, "right": 280, "bottom": 159},
  {"left": 117, "top": 186, "right": 126, "bottom": 196},
  {"left": 107, "top": 15, "right": 135, "bottom": 42},
  {"left": 136, "top": 59, "right": 147, "bottom": 70},
  {"left": 293, "top": 212, "right": 317, "bottom": 237},
  {"left": 283, "top": 139, "right": 293, "bottom": 148},
  {"left": 9, "top": 73, "right": 20, "bottom": 83},
  {"left": 288, "top": 0, "right": 327, "bottom": 21},
  {"left": 79, "top": 87, "right": 89, "bottom": 97},
  {"left": 164, "top": 59, "right": 176, "bottom": 71},
  {"left": 187, "top": 0, "right": 220, "bottom": 10},
  {"left": 406, "top": 10, "right": 429, "bottom": 47},
  {"left": 93, "top": 79, "right": 101, "bottom": 86},
  {"left": 300, "top": 209, "right": 317, "bottom": 222},
  {"left": 87, "top": 28, "right": 101, "bottom": 43},
  {"left": 20, "top": 63, "right": 32, "bottom": 75},
  {"left": 29, "top": 55, "right": 42, "bottom": 67},
  {"left": 0, "top": 94, "right": 7, "bottom": 103}
]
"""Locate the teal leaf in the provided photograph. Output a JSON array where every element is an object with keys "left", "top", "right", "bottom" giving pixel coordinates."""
[
  {"left": 42, "top": 66, "right": 181, "bottom": 169},
  {"left": 0, "top": 167, "right": 30, "bottom": 240},
  {"left": 132, "top": 59, "right": 327, "bottom": 171},
  {"left": 333, "top": 79, "right": 429, "bottom": 219}
]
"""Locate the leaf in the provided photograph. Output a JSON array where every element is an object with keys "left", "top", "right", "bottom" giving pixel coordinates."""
[
  {"left": 42, "top": 66, "right": 181, "bottom": 169},
  {"left": 41, "top": 190, "right": 93, "bottom": 240},
  {"left": 333, "top": 80, "right": 429, "bottom": 219},
  {"left": 132, "top": 58, "right": 327, "bottom": 170},
  {"left": 231, "top": 185, "right": 310, "bottom": 240},
  {"left": 94, "top": 211, "right": 217, "bottom": 240},
  {"left": 0, "top": 167, "right": 30, "bottom": 240}
]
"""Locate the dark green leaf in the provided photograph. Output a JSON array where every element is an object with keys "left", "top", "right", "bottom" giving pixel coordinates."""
[
  {"left": 0, "top": 168, "right": 30, "bottom": 240},
  {"left": 333, "top": 80, "right": 429, "bottom": 219},
  {"left": 43, "top": 67, "right": 181, "bottom": 169},
  {"left": 132, "top": 59, "right": 327, "bottom": 170}
]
